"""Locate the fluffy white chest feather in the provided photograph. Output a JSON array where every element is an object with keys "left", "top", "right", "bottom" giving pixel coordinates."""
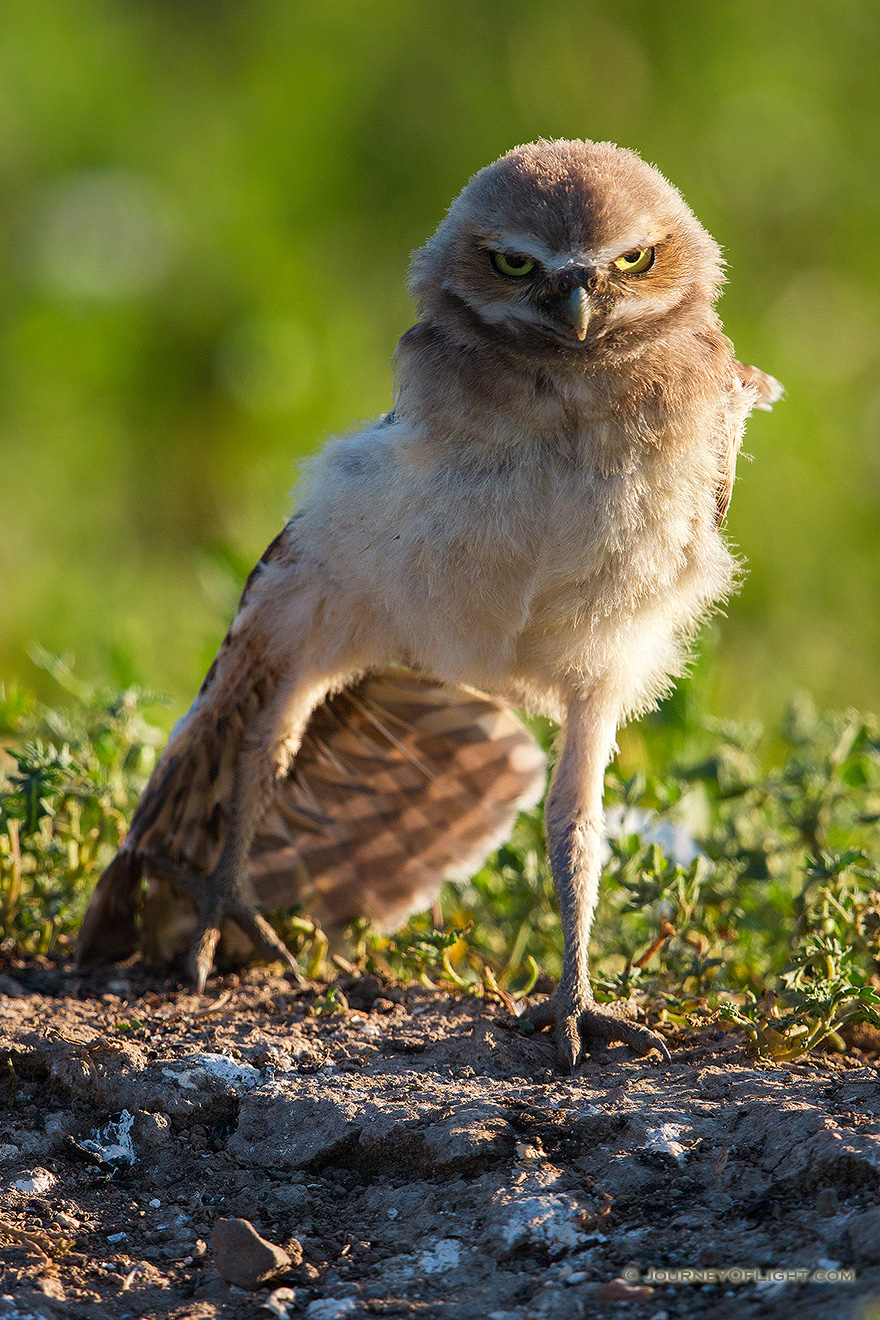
[{"left": 297, "top": 399, "right": 734, "bottom": 716}]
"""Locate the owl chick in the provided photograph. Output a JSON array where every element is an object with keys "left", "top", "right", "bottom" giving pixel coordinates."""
[{"left": 77, "top": 139, "right": 781, "bottom": 1069}]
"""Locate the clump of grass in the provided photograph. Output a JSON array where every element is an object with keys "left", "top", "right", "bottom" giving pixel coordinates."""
[
  {"left": 0, "top": 650, "right": 166, "bottom": 955},
  {"left": 3, "top": 660, "right": 880, "bottom": 1059},
  {"left": 431, "top": 693, "right": 880, "bottom": 1056}
]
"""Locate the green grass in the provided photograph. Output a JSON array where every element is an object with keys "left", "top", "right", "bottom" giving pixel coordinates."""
[{"left": 3, "top": 656, "right": 880, "bottom": 1060}]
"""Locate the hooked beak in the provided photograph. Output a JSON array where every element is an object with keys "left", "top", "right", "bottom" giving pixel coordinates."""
[{"left": 563, "top": 285, "right": 591, "bottom": 342}]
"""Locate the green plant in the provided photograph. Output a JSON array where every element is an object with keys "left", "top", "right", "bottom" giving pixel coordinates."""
[
  {"left": 5, "top": 661, "right": 880, "bottom": 1061},
  {"left": 0, "top": 652, "right": 166, "bottom": 955}
]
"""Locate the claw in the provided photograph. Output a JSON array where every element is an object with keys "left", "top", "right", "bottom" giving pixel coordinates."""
[
  {"left": 556, "top": 1016, "right": 582, "bottom": 1072},
  {"left": 145, "top": 852, "right": 303, "bottom": 991},
  {"left": 188, "top": 924, "right": 221, "bottom": 995},
  {"left": 578, "top": 1005, "right": 671, "bottom": 1062},
  {"left": 236, "top": 909, "right": 303, "bottom": 984},
  {"left": 519, "top": 991, "right": 670, "bottom": 1068}
]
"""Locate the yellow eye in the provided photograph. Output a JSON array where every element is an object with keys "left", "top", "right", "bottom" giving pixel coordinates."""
[
  {"left": 491, "top": 251, "right": 536, "bottom": 277},
  {"left": 613, "top": 247, "right": 655, "bottom": 274}
]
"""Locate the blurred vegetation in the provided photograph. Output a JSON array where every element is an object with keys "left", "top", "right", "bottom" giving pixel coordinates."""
[{"left": 0, "top": 1, "right": 878, "bottom": 721}]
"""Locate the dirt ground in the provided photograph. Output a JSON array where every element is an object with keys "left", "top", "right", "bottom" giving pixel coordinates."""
[{"left": 1, "top": 958, "right": 880, "bottom": 1320}]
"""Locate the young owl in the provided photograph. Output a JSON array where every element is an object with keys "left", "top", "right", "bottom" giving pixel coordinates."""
[{"left": 77, "top": 139, "right": 781, "bottom": 1069}]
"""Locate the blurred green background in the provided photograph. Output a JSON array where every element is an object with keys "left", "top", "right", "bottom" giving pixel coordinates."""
[{"left": 1, "top": 0, "right": 878, "bottom": 726}]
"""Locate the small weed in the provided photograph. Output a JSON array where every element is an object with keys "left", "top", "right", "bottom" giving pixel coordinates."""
[
  {"left": 309, "top": 986, "right": 347, "bottom": 1016},
  {"left": 0, "top": 652, "right": 166, "bottom": 955}
]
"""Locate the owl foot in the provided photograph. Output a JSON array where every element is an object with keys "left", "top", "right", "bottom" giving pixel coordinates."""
[
  {"left": 520, "top": 989, "right": 670, "bottom": 1071},
  {"left": 144, "top": 854, "right": 301, "bottom": 993}
]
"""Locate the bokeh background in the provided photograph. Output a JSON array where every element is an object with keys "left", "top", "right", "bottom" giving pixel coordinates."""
[{"left": 1, "top": 1, "right": 878, "bottom": 727}]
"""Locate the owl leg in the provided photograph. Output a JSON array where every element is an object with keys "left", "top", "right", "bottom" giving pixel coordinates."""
[
  {"left": 521, "top": 688, "right": 670, "bottom": 1070},
  {"left": 150, "top": 675, "right": 335, "bottom": 993}
]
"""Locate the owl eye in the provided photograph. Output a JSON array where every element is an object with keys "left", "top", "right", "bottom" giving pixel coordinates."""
[
  {"left": 491, "top": 250, "right": 536, "bottom": 278},
  {"left": 613, "top": 247, "right": 655, "bottom": 274}
]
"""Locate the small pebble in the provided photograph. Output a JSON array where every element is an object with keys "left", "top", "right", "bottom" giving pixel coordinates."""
[
  {"left": 263, "top": 1288, "right": 297, "bottom": 1318},
  {"left": 211, "top": 1216, "right": 292, "bottom": 1290},
  {"left": 514, "top": 1142, "right": 542, "bottom": 1162},
  {"left": 597, "top": 1278, "right": 654, "bottom": 1301}
]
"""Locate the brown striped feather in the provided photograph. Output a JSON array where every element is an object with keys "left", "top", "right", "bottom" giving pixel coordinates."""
[{"left": 77, "top": 661, "right": 546, "bottom": 969}]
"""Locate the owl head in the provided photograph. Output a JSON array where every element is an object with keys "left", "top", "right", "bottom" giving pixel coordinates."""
[{"left": 409, "top": 139, "right": 724, "bottom": 360}]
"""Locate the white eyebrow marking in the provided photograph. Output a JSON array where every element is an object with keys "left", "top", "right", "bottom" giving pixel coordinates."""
[
  {"left": 471, "top": 298, "right": 548, "bottom": 331},
  {"left": 480, "top": 227, "right": 667, "bottom": 272},
  {"left": 594, "top": 230, "right": 667, "bottom": 265},
  {"left": 478, "top": 232, "right": 564, "bottom": 269}
]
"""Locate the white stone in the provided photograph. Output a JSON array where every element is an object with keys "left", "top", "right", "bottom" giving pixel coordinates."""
[
  {"left": 418, "top": 1238, "right": 462, "bottom": 1273},
  {"left": 161, "top": 1053, "right": 261, "bottom": 1093},
  {"left": 81, "top": 1108, "right": 136, "bottom": 1165},
  {"left": 304, "top": 1300, "right": 358, "bottom": 1320},
  {"left": 11, "top": 1168, "right": 56, "bottom": 1194},
  {"left": 492, "top": 1193, "right": 587, "bottom": 1255},
  {"left": 644, "top": 1123, "right": 688, "bottom": 1161}
]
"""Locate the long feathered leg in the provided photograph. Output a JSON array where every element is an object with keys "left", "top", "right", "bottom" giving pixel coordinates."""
[
  {"left": 170, "top": 673, "right": 336, "bottom": 992},
  {"left": 521, "top": 688, "right": 670, "bottom": 1068}
]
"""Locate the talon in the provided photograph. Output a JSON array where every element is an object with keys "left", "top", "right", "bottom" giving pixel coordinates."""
[
  {"left": 557, "top": 1019, "right": 581, "bottom": 1072},
  {"left": 577, "top": 1005, "right": 670, "bottom": 1060},
  {"left": 518, "top": 991, "right": 670, "bottom": 1067},
  {"left": 235, "top": 909, "right": 303, "bottom": 984},
  {"left": 146, "top": 853, "right": 303, "bottom": 990},
  {"left": 188, "top": 924, "right": 221, "bottom": 994}
]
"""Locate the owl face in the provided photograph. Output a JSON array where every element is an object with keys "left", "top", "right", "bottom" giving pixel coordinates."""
[{"left": 409, "top": 139, "right": 724, "bottom": 359}]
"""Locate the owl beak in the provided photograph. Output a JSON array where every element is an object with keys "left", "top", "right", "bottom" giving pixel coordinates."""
[{"left": 563, "top": 286, "right": 591, "bottom": 342}]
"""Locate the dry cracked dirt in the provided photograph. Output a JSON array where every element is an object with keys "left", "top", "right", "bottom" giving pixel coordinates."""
[{"left": 1, "top": 959, "right": 880, "bottom": 1320}]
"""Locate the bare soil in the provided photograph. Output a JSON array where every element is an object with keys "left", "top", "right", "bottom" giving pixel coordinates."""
[{"left": 1, "top": 958, "right": 880, "bottom": 1320}]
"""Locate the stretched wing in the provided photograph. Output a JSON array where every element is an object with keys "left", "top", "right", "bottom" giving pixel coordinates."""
[
  {"left": 77, "top": 665, "right": 546, "bottom": 970},
  {"left": 715, "top": 359, "right": 783, "bottom": 527},
  {"left": 251, "top": 671, "right": 545, "bottom": 930}
]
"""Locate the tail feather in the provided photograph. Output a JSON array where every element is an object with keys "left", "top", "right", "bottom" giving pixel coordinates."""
[{"left": 76, "top": 851, "right": 143, "bottom": 971}]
